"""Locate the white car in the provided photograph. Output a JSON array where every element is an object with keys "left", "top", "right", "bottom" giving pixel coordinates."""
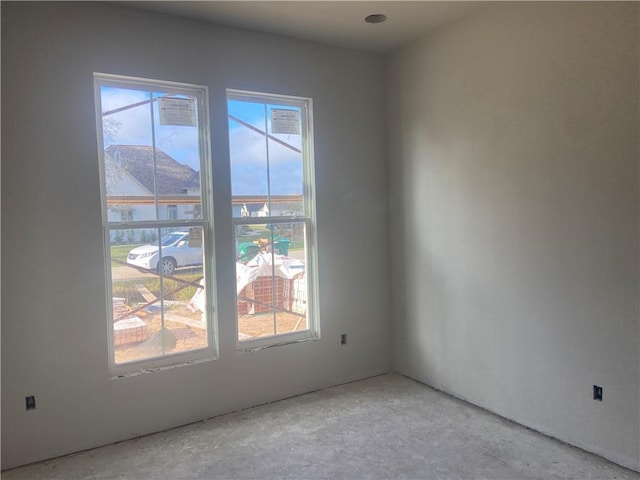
[{"left": 127, "top": 231, "right": 202, "bottom": 275}]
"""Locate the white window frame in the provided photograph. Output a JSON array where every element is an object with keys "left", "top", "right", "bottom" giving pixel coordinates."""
[
  {"left": 95, "top": 73, "right": 217, "bottom": 376},
  {"left": 227, "top": 89, "right": 319, "bottom": 351}
]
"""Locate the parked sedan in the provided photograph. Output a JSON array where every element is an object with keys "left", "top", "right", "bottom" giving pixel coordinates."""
[{"left": 127, "top": 231, "right": 202, "bottom": 275}]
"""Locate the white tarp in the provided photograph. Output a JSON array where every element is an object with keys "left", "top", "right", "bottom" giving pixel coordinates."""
[
  {"left": 188, "top": 253, "right": 305, "bottom": 314},
  {"left": 187, "top": 278, "right": 206, "bottom": 314},
  {"left": 236, "top": 253, "right": 305, "bottom": 295}
]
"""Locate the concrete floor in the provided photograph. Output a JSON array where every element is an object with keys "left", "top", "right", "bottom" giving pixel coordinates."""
[{"left": 3, "top": 374, "right": 638, "bottom": 479}]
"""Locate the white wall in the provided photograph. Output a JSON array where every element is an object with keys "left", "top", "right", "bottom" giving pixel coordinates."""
[
  {"left": 1, "top": 2, "right": 390, "bottom": 469},
  {"left": 388, "top": 2, "right": 639, "bottom": 470}
]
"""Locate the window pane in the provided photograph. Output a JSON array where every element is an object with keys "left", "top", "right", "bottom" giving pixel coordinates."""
[
  {"left": 228, "top": 100, "right": 269, "bottom": 208},
  {"left": 152, "top": 94, "right": 203, "bottom": 221},
  {"left": 235, "top": 222, "right": 307, "bottom": 341},
  {"left": 101, "top": 87, "right": 203, "bottom": 224},
  {"left": 266, "top": 105, "right": 303, "bottom": 201},
  {"left": 110, "top": 225, "right": 207, "bottom": 364},
  {"left": 101, "top": 87, "right": 156, "bottom": 221},
  {"left": 228, "top": 100, "right": 304, "bottom": 218}
]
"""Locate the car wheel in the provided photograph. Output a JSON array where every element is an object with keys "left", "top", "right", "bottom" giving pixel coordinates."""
[{"left": 158, "top": 257, "right": 177, "bottom": 275}]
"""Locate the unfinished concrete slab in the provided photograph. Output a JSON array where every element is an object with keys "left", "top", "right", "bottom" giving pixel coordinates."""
[{"left": 3, "top": 374, "right": 638, "bottom": 479}]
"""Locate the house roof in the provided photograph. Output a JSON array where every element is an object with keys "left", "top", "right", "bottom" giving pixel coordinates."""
[{"left": 105, "top": 145, "right": 200, "bottom": 195}]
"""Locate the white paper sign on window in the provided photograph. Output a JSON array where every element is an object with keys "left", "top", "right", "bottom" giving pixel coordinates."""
[
  {"left": 189, "top": 227, "right": 202, "bottom": 247},
  {"left": 271, "top": 109, "right": 300, "bottom": 134},
  {"left": 159, "top": 97, "right": 196, "bottom": 126}
]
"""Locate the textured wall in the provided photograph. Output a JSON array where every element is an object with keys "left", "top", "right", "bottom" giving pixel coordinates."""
[
  {"left": 1, "top": 2, "right": 390, "bottom": 468},
  {"left": 388, "top": 2, "right": 639, "bottom": 470}
]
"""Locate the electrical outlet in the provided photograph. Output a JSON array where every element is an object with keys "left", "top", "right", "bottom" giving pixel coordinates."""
[
  {"left": 25, "top": 395, "right": 36, "bottom": 411},
  {"left": 593, "top": 385, "right": 603, "bottom": 401},
  {"left": 341, "top": 334, "right": 347, "bottom": 345}
]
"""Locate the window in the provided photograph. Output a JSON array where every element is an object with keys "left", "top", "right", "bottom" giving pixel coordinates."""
[
  {"left": 120, "top": 209, "right": 134, "bottom": 223},
  {"left": 95, "top": 73, "right": 215, "bottom": 375},
  {"left": 227, "top": 90, "right": 318, "bottom": 348}
]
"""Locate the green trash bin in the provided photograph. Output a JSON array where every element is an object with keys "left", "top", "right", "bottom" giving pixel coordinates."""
[
  {"left": 273, "top": 238, "right": 290, "bottom": 256},
  {"left": 237, "top": 242, "right": 259, "bottom": 262}
]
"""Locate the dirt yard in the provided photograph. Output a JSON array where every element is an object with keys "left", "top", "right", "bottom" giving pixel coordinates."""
[
  {"left": 238, "top": 311, "right": 308, "bottom": 338},
  {"left": 114, "top": 307, "right": 308, "bottom": 364}
]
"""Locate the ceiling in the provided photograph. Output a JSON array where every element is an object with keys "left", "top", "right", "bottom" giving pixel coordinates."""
[{"left": 120, "top": 1, "right": 486, "bottom": 53}]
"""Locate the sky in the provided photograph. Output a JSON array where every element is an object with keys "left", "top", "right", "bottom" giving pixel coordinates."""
[{"left": 101, "top": 86, "right": 303, "bottom": 196}]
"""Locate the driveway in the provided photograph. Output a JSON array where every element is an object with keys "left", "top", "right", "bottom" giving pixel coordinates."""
[{"left": 111, "top": 265, "right": 158, "bottom": 281}]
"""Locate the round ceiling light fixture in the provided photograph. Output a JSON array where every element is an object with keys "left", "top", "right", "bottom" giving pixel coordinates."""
[{"left": 365, "top": 14, "right": 387, "bottom": 24}]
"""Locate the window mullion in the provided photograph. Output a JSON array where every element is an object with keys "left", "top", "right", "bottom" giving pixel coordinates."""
[
  {"left": 148, "top": 92, "right": 167, "bottom": 353},
  {"left": 264, "top": 103, "right": 272, "bottom": 216}
]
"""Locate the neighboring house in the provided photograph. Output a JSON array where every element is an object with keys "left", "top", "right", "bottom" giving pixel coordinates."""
[
  {"left": 232, "top": 201, "right": 300, "bottom": 218},
  {"left": 232, "top": 202, "right": 270, "bottom": 218},
  {"left": 105, "top": 145, "right": 201, "bottom": 243},
  {"left": 256, "top": 203, "right": 269, "bottom": 217}
]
